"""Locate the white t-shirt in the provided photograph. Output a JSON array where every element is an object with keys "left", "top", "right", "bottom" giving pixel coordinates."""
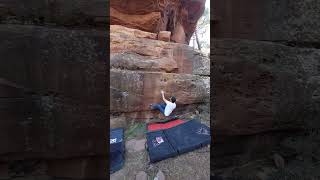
[{"left": 164, "top": 102, "right": 176, "bottom": 116}]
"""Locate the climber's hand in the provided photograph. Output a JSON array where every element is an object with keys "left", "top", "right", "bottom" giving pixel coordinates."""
[{"left": 161, "top": 90, "right": 164, "bottom": 94}]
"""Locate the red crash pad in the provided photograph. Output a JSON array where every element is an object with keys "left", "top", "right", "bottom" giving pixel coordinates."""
[{"left": 147, "top": 119, "right": 185, "bottom": 131}]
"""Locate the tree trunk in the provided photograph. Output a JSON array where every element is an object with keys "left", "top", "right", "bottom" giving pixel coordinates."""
[{"left": 195, "top": 30, "right": 201, "bottom": 51}]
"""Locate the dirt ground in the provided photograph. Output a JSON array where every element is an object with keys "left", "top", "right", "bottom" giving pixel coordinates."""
[{"left": 110, "top": 109, "right": 210, "bottom": 180}]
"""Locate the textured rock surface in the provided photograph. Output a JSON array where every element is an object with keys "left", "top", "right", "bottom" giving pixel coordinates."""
[
  {"left": 158, "top": 31, "right": 171, "bottom": 42},
  {"left": 0, "top": 3, "right": 107, "bottom": 179},
  {"left": 111, "top": 69, "right": 209, "bottom": 113},
  {"left": 212, "top": 1, "right": 320, "bottom": 178},
  {"left": 0, "top": 25, "right": 107, "bottom": 105},
  {"left": 109, "top": 22, "right": 210, "bottom": 179},
  {"left": 110, "top": 25, "right": 210, "bottom": 120},
  {"left": 212, "top": 40, "right": 320, "bottom": 173},
  {"left": 110, "top": 0, "right": 206, "bottom": 44},
  {"left": 213, "top": 0, "right": 320, "bottom": 42},
  {"left": 47, "top": 157, "right": 107, "bottom": 179},
  {"left": 110, "top": 25, "right": 210, "bottom": 75},
  {"left": 213, "top": 39, "right": 320, "bottom": 136},
  {"left": 0, "top": 94, "right": 106, "bottom": 159}
]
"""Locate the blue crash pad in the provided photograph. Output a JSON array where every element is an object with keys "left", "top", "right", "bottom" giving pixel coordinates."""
[
  {"left": 146, "top": 130, "right": 178, "bottom": 163},
  {"left": 110, "top": 128, "right": 125, "bottom": 173},
  {"left": 146, "top": 119, "right": 211, "bottom": 163},
  {"left": 165, "top": 120, "right": 211, "bottom": 154}
]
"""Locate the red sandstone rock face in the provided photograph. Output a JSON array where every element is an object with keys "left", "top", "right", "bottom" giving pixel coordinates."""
[
  {"left": 110, "top": 69, "right": 209, "bottom": 113},
  {"left": 110, "top": 25, "right": 209, "bottom": 75},
  {"left": 212, "top": 0, "right": 320, "bottom": 177},
  {"left": 0, "top": 25, "right": 107, "bottom": 105},
  {"left": 213, "top": 39, "right": 320, "bottom": 137},
  {"left": 0, "top": 24, "right": 107, "bottom": 179},
  {"left": 158, "top": 31, "right": 171, "bottom": 42},
  {"left": 110, "top": 25, "right": 210, "bottom": 122},
  {"left": 110, "top": 0, "right": 206, "bottom": 44}
]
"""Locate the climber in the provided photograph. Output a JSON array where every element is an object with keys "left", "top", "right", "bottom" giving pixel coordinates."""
[{"left": 150, "top": 90, "right": 176, "bottom": 117}]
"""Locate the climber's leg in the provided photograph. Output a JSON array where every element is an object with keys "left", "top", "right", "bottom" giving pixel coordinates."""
[{"left": 151, "top": 103, "right": 166, "bottom": 115}]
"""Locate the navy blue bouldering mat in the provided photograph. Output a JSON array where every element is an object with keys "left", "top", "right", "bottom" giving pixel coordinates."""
[
  {"left": 165, "top": 120, "right": 211, "bottom": 154},
  {"left": 146, "top": 119, "right": 211, "bottom": 163},
  {"left": 146, "top": 130, "right": 178, "bottom": 163},
  {"left": 110, "top": 128, "right": 125, "bottom": 173}
]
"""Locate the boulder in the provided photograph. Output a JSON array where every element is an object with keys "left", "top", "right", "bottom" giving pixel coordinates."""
[
  {"left": 110, "top": 69, "right": 209, "bottom": 113},
  {"left": 110, "top": 25, "right": 210, "bottom": 120},
  {"left": 110, "top": 25, "right": 210, "bottom": 76},
  {"left": 158, "top": 31, "right": 171, "bottom": 42}
]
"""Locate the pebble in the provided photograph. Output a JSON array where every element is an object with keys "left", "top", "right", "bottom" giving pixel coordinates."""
[{"left": 155, "top": 170, "right": 165, "bottom": 180}]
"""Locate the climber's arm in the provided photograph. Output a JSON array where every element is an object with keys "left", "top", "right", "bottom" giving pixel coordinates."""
[{"left": 161, "top": 90, "right": 170, "bottom": 104}]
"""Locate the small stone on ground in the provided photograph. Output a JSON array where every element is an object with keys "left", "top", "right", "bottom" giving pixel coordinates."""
[{"left": 155, "top": 170, "right": 165, "bottom": 180}]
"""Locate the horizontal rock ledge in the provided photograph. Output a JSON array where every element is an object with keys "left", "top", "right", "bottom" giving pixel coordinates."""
[
  {"left": 110, "top": 7, "right": 161, "bottom": 33},
  {"left": 111, "top": 25, "right": 157, "bottom": 39},
  {"left": 110, "top": 69, "right": 210, "bottom": 113},
  {"left": 111, "top": 25, "right": 210, "bottom": 76},
  {"left": 111, "top": 53, "right": 178, "bottom": 73}
]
